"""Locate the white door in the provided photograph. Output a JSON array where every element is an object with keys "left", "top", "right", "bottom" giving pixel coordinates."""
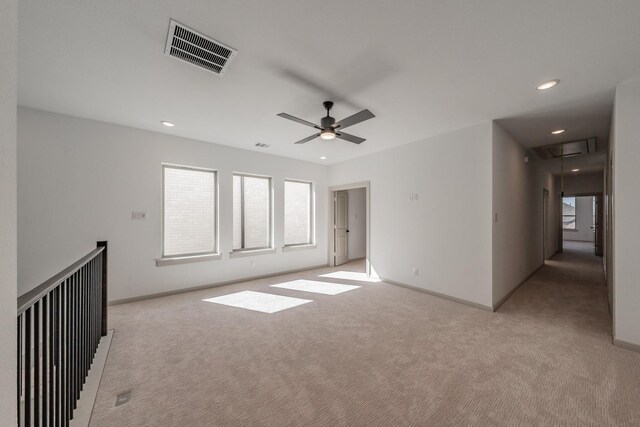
[{"left": 334, "top": 191, "right": 349, "bottom": 266}]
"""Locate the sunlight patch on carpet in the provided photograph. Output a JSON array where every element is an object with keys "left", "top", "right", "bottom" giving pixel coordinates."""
[
  {"left": 318, "top": 271, "right": 380, "bottom": 282},
  {"left": 202, "top": 291, "right": 312, "bottom": 313},
  {"left": 270, "top": 279, "right": 360, "bottom": 295}
]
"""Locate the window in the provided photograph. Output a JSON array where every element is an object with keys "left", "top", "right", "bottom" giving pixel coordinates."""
[
  {"left": 162, "top": 165, "right": 217, "bottom": 257},
  {"left": 562, "top": 197, "right": 576, "bottom": 230},
  {"left": 284, "top": 180, "right": 313, "bottom": 246},
  {"left": 233, "top": 174, "right": 272, "bottom": 251}
]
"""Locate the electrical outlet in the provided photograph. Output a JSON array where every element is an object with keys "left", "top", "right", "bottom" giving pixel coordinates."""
[
  {"left": 412, "top": 267, "right": 419, "bottom": 276},
  {"left": 249, "top": 260, "right": 255, "bottom": 268},
  {"left": 132, "top": 211, "right": 146, "bottom": 220}
]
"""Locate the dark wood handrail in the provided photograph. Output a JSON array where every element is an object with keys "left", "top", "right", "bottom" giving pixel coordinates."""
[{"left": 17, "top": 247, "right": 104, "bottom": 315}]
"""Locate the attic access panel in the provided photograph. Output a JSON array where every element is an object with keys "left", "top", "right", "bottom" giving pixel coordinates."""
[
  {"left": 533, "top": 137, "right": 597, "bottom": 159},
  {"left": 164, "top": 19, "right": 237, "bottom": 76}
]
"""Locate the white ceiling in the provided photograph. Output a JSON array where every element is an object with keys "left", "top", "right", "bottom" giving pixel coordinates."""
[{"left": 18, "top": 0, "right": 640, "bottom": 165}]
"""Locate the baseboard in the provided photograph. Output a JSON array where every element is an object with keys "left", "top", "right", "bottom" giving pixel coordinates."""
[
  {"left": 347, "top": 256, "right": 365, "bottom": 262},
  {"left": 71, "top": 330, "right": 114, "bottom": 427},
  {"left": 492, "top": 264, "right": 544, "bottom": 312},
  {"left": 613, "top": 338, "right": 640, "bottom": 354},
  {"left": 380, "top": 277, "right": 493, "bottom": 312},
  {"left": 109, "top": 263, "right": 329, "bottom": 305}
]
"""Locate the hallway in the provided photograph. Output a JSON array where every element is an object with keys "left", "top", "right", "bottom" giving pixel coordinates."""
[{"left": 89, "top": 254, "right": 640, "bottom": 426}]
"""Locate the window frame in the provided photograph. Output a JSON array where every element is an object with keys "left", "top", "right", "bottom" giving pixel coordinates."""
[
  {"left": 283, "top": 178, "right": 315, "bottom": 248},
  {"left": 161, "top": 163, "right": 219, "bottom": 260},
  {"left": 562, "top": 196, "right": 577, "bottom": 231},
  {"left": 232, "top": 172, "right": 274, "bottom": 253}
]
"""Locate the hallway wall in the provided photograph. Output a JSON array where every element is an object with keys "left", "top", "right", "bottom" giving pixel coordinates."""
[
  {"left": 0, "top": 0, "right": 18, "bottom": 420},
  {"left": 558, "top": 172, "right": 604, "bottom": 195},
  {"left": 18, "top": 108, "right": 329, "bottom": 302},
  {"left": 492, "top": 122, "right": 559, "bottom": 308},
  {"left": 329, "top": 122, "right": 494, "bottom": 308},
  {"left": 612, "top": 76, "right": 640, "bottom": 349}
]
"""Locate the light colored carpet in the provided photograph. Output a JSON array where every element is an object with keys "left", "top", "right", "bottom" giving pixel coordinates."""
[{"left": 90, "top": 253, "right": 640, "bottom": 426}]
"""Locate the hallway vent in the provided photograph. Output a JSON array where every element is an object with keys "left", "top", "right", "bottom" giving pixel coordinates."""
[
  {"left": 164, "top": 19, "right": 237, "bottom": 76},
  {"left": 533, "top": 137, "right": 597, "bottom": 159}
]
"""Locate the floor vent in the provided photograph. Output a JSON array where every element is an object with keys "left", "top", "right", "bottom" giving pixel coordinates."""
[{"left": 165, "top": 19, "right": 237, "bottom": 76}]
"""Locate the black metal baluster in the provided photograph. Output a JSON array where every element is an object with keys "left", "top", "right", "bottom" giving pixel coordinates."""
[
  {"left": 82, "top": 264, "right": 87, "bottom": 386},
  {"left": 75, "top": 270, "right": 80, "bottom": 408},
  {"left": 63, "top": 280, "right": 69, "bottom": 427},
  {"left": 79, "top": 266, "right": 84, "bottom": 393},
  {"left": 25, "top": 307, "right": 32, "bottom": 427},
  {"left": 42, "top": 294, "right": 48, "bottom": 427},
  {"left": 34, "top": 300, "right": 40, "bottom": 427},
  {"left": 17, "top": 313, "right": 22, "bottom": 426},
  {"left": 54, "top": 286, "right": 60, "bottom": 427},
  {"left": 49, "top": 289, "right": 55, "bottom": 426},
  {"left": 66, "top": 276, "right": 72, "bottom": 425}
]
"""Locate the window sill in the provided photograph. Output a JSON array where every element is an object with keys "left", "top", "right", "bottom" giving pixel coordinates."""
[
  {"left": 156, "top": 253, "right": 221, "bottom": 267},
  {"left": 229, "top": 248, "right": 276, "bottom": 258},
  {"left": 282, "top": 244, "right": 317, "bottom": 252}
]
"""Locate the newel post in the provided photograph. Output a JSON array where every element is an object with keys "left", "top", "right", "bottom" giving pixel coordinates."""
[{"left": 97, "top": 241, "right": 108, "bottom": 336}]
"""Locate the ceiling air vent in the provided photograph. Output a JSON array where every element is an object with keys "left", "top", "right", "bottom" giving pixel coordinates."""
[
  {"left": 164, "top": 19, "right": 237, "bottom": 76},
  {"left": 255, "top": 143, "right": 270, "bottom": 148}
]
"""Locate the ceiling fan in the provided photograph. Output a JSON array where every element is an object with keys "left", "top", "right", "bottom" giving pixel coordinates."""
[{"left": 277, "top": 101, "right": 375, "bottom": 145}]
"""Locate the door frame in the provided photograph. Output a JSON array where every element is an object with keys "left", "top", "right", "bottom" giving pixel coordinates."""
[
  {"left": 560, "top": 192, "right": 604, "bottom": 256},
  {"left": 328, "top": 181, "right": 371, "bottom": 276},
  {"left": 543, "top": 188, "right": 550, "bottom": 261}
]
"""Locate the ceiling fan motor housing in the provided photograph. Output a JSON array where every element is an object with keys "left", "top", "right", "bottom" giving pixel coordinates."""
[{"left": 321, "top": 115, "right": 336, "bottom": 129}]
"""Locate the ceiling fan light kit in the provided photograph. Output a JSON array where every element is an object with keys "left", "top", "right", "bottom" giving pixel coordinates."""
[{"left": 278, "top": 101, "right": 375, "bottom": 145}]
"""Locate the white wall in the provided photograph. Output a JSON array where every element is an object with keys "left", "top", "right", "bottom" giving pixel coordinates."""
[
  {"left": 612, "top": 76, "right": 640, "bottom": 348},
  {"left": 347, "top": 188, "right": 366, "bottom": 260},
  {"left": 329, "top": 122, "right": 494, "bottom": 308},
  {"left": 0, "top": 0, "right": 18, "bottom": 421},
  {"left": 563, "top": 196, "right": 594, "bottom": 242},
  {"left": 18, "top": 108, "right": 329, "bottom": 301},
  {"left": 492, "top": 123, "right": 558, "bottom": 307}
]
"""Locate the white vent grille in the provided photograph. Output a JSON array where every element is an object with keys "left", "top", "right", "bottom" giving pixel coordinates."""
[
  {"left": 165, "top": 19, "right": 237, "bottom": 76},
  {"left": 255, "top": 143, "right": 270, "bottom": 148}
]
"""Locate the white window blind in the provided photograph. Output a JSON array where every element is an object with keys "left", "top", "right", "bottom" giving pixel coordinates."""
[
  {"left": 233, "top": 174, "right": 271, "bottom": 250},
  {"left": 163, "top": 165, "right": 216, "bottom": 257},
  {"left": 284, "top": 180, "right": 313, "bottom": 245}
]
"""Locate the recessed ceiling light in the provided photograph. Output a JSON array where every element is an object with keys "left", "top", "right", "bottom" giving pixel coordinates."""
[
  {"left": 536, "top": 80, "right": 559, "bottom": 91},
  {"left": 551, "top": 129, "right": 565, "bottom": 135},
  {"left": 160, "top": 121, "right": 175, "bottom": 127},
  {"left": 320, "top": 156, "right": 327, "bottom": 160},
  {"left": 571, "top": 168, "right": 580, "bottom": 172}
]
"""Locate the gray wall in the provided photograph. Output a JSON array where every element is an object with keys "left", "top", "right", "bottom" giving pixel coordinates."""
[
  {"left": 559, "top": 172, "right": 604, "bottom": 195},
  {"left": 347, "top": 188, "right": 366, "bottom": 260},
  {"left": 0, "top": 0, "right": 18, "bottom": 420},
  {"left": 612, "top": 76, "right": 640, "bottom": 348},
  {"left": 18, "top": 108, "right": 329, "bottom": 302},
  {"left": 492, "top": 122, "right": 559, "bottom": 308}
]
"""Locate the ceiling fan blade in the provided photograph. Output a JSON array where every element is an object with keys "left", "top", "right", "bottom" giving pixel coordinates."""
[
  {"left": 336, "top": 131, "right": 365, "bottom": 144},
  {"left": 294, "top": 134, "right": 320, "bottom": 144},
  {"left": 333, "top": 109, "right": 375, "bottom": 130},
  {"left": 277, "top": 113, "right": 321, "bottom": 129}
]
